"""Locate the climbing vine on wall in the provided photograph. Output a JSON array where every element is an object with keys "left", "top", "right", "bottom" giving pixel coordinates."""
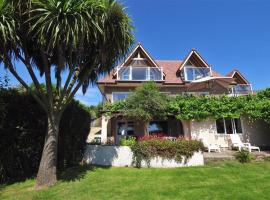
[{"left": 105, "top": 82, "right": 270, "bottom": 123}]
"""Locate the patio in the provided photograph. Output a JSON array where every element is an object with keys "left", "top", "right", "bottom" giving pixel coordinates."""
[{"left": 203, "top": 150, "right": 270, "bottom": 162}]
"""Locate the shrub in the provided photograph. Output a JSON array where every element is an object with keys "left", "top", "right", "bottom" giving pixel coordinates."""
[
  {"left": 131, "top": 138, "right": 204, "bottom": 168},
  {"left": 120, "top": 136, "right": 136, "bottom": 146},
  {"left": 0, "top": 89, "right": 91, "bottom": 184},
  {"left": 234, "top": 149, "right": 253, "bottom": 163}
]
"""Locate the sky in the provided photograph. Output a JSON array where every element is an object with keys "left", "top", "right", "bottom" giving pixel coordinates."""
[{"left": 1, "top": 0, "right": 270, "bottom": 106}]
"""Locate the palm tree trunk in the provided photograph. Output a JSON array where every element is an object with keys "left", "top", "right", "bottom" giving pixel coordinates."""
[{"left": 35, "top": 113, "right": 60, "bottom": 188}]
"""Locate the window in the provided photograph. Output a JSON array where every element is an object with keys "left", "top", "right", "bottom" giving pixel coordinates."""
[
  {"left": 231, "top": 84, "right": 252, "bottom": 95},
  {"left": 117, "top": 121, "right": 134, "bottom": 136},
  {"left": 112, "top": 92, "right": 130, "bottom": 102},
  {"left": 127, "top": 122, "right": 134, "bottom": 135},
  {"left": 216, "top": 118, "right": 225, "bottom": 134},
  {"left": 149, "top": 68, "right": 162, "bottom": 80},
  {"left": 118, "top": 66, "right": 163, "bottom": 81},
  {"left": 216, "top": 118, "right": 243, "bottom": 134},
  {"left": 117, "top": 122, "right": 126, "bottom": 136},
  {"left": 183, "top": 66, "right": 211, "bottom": 81},
  {"left": 132, "top": 67, "right": 147, "bottom": 80},
  {"left": 234, "top": 118, "right": 243, "bottom": 133},
  {"left": 148, "top": 121, "right": 168, "bottom": 135},
  {"left": 119, "top": 67, "right": 130, "bottom": 80}
]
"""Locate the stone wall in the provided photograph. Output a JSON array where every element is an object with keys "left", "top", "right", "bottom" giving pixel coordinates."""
[{"left": 84, "top": 145, "right": 204, "bottom": 167}]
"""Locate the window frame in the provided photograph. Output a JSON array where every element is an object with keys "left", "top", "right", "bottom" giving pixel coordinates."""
[
  {"left": 216, "top": 118, "right": 243, "bottom": 135},
  {"left": 183, "top": 66, "right": 211, "bottom": 81},
  {"left": 112, "top": 92, "right": 130, "bottom": 103}
]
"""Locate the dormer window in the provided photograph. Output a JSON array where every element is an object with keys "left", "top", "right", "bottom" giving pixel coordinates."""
[
  {"left": 179, "top": 49, "right": 212, "bottom": 82},
  {"left": 231, "top": 84, "right": 252, "bottom": 95},
  {"left": 116, "top": 44, "right": 163, "bottom": 81},
  {"left": 228, "top": 70, "right": 252, "bottom": 95},
  {"left": 183, "top": 66, "right": 211, "bottom": 81},
  {"left": 118, "top": 67, "right": 162, "bottom": 81}
]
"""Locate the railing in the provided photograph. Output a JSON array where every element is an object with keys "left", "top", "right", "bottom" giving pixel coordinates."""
[
  {"left": 183, "top": 66, "right": 211, "bottom": 81},
  {"left": 230, "top": 84, "right": 252, "bottom": 95},
  {"left": 117, "top": 66, "right": 163, "bottom": 81}
]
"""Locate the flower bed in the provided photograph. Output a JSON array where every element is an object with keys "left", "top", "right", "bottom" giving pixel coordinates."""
[{"left": 131, "top": 137, "right": 204, "bottom": 167}]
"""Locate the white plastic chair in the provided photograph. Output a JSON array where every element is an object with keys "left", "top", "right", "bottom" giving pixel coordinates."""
[
  {"left": 230, "top": 134, "right": 260, "bottom": 152},
  {"left": 201, "top": 138, "right": 221, "bottom": 153}
]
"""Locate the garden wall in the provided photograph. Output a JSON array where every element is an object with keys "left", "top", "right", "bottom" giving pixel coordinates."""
[{"left": 84, "top": 145, "right": 204, "bottom": 167}]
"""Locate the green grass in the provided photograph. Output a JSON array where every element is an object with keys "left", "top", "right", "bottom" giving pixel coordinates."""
[{"left": 1, "top": 161, "right": 270, "bottom": 200}]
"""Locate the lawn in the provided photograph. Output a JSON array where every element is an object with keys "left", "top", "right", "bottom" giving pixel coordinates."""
[{"left": 1, "top": 161, "right": 270, "bottom": 200}]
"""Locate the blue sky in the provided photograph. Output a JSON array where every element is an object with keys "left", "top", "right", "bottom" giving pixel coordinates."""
[{"left": 1, "top": 0, "right": 270, "bottom": 105}]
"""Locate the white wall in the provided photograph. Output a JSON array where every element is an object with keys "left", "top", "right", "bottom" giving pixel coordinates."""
[
  {"left": 190, "top": 117, "right": 270, "bottom": 148},
  {"left": 190, "top": 118, "right": 230, "bottom": 148},
  {"left": 84, "top": 145, "right": 204, "bottom": 168},
  {"left": 241, "top": 116, "right": 270, "bottom": 147}
]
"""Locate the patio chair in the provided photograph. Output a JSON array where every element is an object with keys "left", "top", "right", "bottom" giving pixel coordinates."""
[
  {"left": 230, "top": 134, "right": 260, "bottom": 152},
  {"left": 201, "top": 138, "right": 221, "bottom": 153}
]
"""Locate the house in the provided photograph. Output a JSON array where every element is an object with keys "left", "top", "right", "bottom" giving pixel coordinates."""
[{"left": 95, "top": 44, "right": 270, "bottom": 148}]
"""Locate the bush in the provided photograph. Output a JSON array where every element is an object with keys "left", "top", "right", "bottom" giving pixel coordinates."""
[
  {"left": 120, "top": 136, "right": 136, "bottom": 146},
  {"left": 0, "top": 89, "right": 91, "bottom": 184},
  {"left": 131, "top": 138, "right": 204, "bottom": 168},
  {"left": 234, "top": 149, "right": 253, "bottom": 163}
]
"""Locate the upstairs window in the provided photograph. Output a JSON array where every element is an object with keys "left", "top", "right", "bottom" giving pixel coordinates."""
[
  {"left": 216, "top": 118, "right": 242, "bottom": 134},
  {"left": 118, "top": 67, "right": 163, "bottom": 81},
  {"left": 119, "top": 67, "right": 130, "bottom": 80},
  {"left": 132, "top": 67, "right": 147, "bottom": 80},
  {"left": 230, "top": 84, "right": 252, "bottom": 95},
  {"left": 112, "top": 92, "right": 130, "bottom": 103},
  {"left": 183, "top": 66, "right": 211, "bottom": 81}
]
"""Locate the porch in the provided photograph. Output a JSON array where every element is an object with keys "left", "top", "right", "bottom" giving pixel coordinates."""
[{"left": 101, "top": 116, "right": 191, "bottom": 144}]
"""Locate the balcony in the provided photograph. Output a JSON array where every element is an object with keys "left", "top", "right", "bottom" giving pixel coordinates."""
[
  {"left": 183, "top": 66, "right": 211, "bottom": 81},
  {"left": 229, "top": 84, "right": 252, "bottom": 96},
  {"left": 117, "top": 66, "right": 163, "bottom": 81}
]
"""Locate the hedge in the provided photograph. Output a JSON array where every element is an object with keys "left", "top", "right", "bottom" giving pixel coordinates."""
[{"left": 0, "top": 89, "right": 91, "bottom": 184}]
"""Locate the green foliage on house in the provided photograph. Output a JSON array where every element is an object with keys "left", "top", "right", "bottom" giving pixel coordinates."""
[{"left": 106, "top": 82, "right": 270, "bottom": 123}]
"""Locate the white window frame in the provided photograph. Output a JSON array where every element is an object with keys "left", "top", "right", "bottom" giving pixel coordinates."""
[
  {"left": 117, "top": 66, "right": 163, "bottom": 81},
  {"left": 216, "top": 118, "right": 243, "bottom": 135},
  {"left": 183, "top": 66, "right": 211, "bottom": 81},
  {"left": 230, "top": 84, "right": 253, "bottom": 95},
  {"left": 112, "top": 92, "right": 130, "bottom": 103}
]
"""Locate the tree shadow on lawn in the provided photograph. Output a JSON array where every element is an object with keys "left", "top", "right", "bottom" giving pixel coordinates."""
[{"left": 59, "top": 164, "right": 111, "bottom": 182}]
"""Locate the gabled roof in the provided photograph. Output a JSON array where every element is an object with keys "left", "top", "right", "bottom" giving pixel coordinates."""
[
  {"left": 97, "top": 45, "right": 250, "bottom": 86},
  {"left": 179, "top": 48, "right": 211, "bottom": 70},
  {"left": 115, "top": 43, "right": 162, "bottom": 73},
  {"left": 98, "top": 60, "right": 184, "bottom": 84},
  {"left": 226, "top": 69, "right": 250, "bottom": 84}
]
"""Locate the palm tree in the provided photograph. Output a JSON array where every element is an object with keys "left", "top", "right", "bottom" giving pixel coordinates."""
[{"left": 0, "top": 0, "right": 134, "bottom": 188}]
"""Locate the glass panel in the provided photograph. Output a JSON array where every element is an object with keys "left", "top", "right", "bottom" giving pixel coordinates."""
[
  {"left": 234, "top": 118, "right": 242, "bottom": 133},
  {"left": 112, "top": 92, "right": 129, "bottom": 102},
  {"left": 132, "top": 67, "right": 147, "bottom": 80},
  {"left": 149, "top": 68, "right": 162, "bottom": 80},
  {"left": 233, "top": 85, "right": 251, "bottom": 94},
  {"left": 185, "top": 67, "right": 194, "bottom": 81},
  {"left": 119, "top": 67, "right": 130, "bottom": 80},
  {"left": 127, "top": 122, "right": 134, "bottom": 136},
  {"left": 148, "top": 121, "right": 168, "bottom": 135},
  {"left": 117, "top": 122, "right": 126, "bottom": 135},
  {"left": 225, "top": 118, "right": 233, "bottom": 134},
  {"left": 216, "top": 118, "right": 225, "bottom": 134},
  {"left": 184, "top": 66, "right": 211, "bottom": 81}
]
